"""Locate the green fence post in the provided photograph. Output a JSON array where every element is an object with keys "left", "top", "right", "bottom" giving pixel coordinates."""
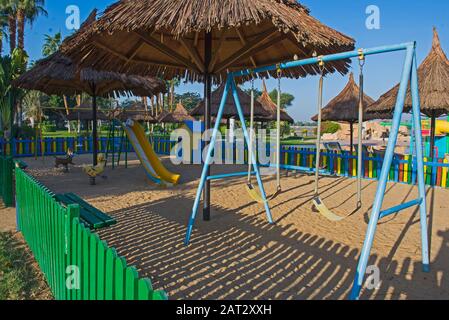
[
  {"left": 2, "top": 156, "right": 14, "bottom": 207},
  {"left": 65, "top": 204, "right": 80, "bottom": 300}
]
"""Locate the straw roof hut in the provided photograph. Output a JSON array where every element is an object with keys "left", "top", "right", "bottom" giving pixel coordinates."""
[
  {"left": 190, "top": 83, "right": 270, "bottom": 119},
  {"left": 257, "top": 81, "right": 294, "bottom": 124},
  {"left": 159, "top": 103, "right": 195, "bottom": 124},
  {"left": 311, "top": 73, "right": 390, "bottom": 151},
  {"left": 367, "top": 28, "right": 449, "bottom": 156},
  {"left": 61, "top": 0, "right": 355, "bottom": 83}
]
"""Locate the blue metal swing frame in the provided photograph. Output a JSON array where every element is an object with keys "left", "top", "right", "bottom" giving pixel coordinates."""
[{"left": 185, "top": 42, "right": 429, "bottom": 300}]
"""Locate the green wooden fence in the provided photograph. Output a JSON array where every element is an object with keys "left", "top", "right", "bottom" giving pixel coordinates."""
[
  {"left": 0, "top": 156, "right": 14, "bottom": 207},
  {"left": 15, "top": 167, "right": 167, "bottom": 300}
]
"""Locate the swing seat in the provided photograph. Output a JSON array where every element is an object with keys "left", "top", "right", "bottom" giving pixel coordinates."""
[
  {"left": 312, "top": 197, "right": 346, "bottom": 222},
  {"left": 245, "top": 183, "right": 267, "bottom": 204}
]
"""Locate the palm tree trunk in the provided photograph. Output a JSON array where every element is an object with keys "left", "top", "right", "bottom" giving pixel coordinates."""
[
  {"left": 17, "top": 9, "right": 25, "bottom": 50},
  {"left": 8, "top": 15, "right": 16, "bottom": 54}
]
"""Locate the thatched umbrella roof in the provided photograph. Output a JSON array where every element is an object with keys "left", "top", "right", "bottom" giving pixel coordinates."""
[
  {"left": 60, "top": 0, "right": 355, "bottom": 82},
  {"left": 257, "top": 81, "right": 294, "bottom": 124},
  {"left": 66, "top": 103, "right": 109, "bottom": 121},
  {"left": 14, "top": 52, "right": 167, "bottom": 98},
  {"left": 367, "top": 28, "right": 449, "bottom": 158},
  {"left": 115, "top": 102, "right": 158, "bottom": 123},
  {"left": 367, "top": 28, "right": 449, "bottom": 118},
  {"left": 159, "top": 103, "right": 195, "bottom": 123},
  {"left": 190, "top": 83, "right": 270, "bottom": 119},
  {"left": 311, "top": 73, "right": 388, "bottom": 122}
]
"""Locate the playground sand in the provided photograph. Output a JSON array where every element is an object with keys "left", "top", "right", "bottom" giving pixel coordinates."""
[{"left": 8, "top": 153, "right": 449, "bottom": 300}]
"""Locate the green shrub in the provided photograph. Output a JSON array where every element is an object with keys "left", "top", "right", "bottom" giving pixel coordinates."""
[
  {"left": 321, "top": 122, "right": 340, "bottom": 135},
  {"left": 42, "top": 121, "right": 57, "bottom": 133}
]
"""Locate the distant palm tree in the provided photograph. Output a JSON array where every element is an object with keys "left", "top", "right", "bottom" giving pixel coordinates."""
[
  {"left": 42, "top": 32, "right": 61, "bottom": 57},
  {"left": 22, "top": 89, "right": 43, "bottom": 128},
  {"left": 0, "top": 12, "right": 9, "bottom": 55},
  {"left": 17, "top": 0, "right": 47, "bottom": 50},
  {"left": 1, "top": 0, "right": 19, "bottom": 54}
]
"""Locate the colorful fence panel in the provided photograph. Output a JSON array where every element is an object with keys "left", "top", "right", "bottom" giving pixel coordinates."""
[{"left": 15, "top": 167, "right": 167, "bottom": 300}]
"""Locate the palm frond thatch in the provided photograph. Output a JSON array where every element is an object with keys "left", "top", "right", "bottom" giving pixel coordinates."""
[
  {"left": 257, "top": 81, "right": 294, "bottom": 124},
  {"left": 190, "top": 83, "right": 270, "bottom": 119},
  {"left": 367, "top": 28, "right": 449, "bottom": 118},
  {"left": 312, "top": 73, "right": 390, "bottom": 123},
  {"left": 14, "top": 52, "right": 167, "bottom": 98},
  {"left": 60, "top": 0, "right": 355, "bottom": 83},
  {"left": 158, "top": 103, "right": 195, "bottom": 123},
  {"left": 115, "top": 101, "right": 158, "bottom": 122}
]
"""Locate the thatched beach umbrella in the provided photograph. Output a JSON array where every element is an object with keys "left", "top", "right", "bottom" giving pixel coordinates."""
[
  {"left": 14, "top": 11, "right": 166, "bottom": 172},
  {"left": 367, "top": 28, "right": 449, "bottom": 157},
  {"left": 66, "top": 102, "right": 109, "bottom": 121},
  {"left": 190, "top": 82, "right": 269, "bottom": 120},
  {"left": 115, "top": 102, "right": 158, "bottom": 123},
  {"left": 61, "top": 0, "right": 354, "bottom": 218},
  {"left": 311, "top": 73, "right": 390, "bottom": 152},
  {"left": 159, "top": 102, "right": 195, "bottom": 124},
  {"left": 257, "top": 81, "right": 294, "bottom": 124}
]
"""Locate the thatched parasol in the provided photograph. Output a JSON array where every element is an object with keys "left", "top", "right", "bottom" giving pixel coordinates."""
[
  {"left": 114, "top": 102, "right": 158, "bottom": 123},
  {"left": 190, "top": 83, "right": 270, "bottom": 119},
  {"left": 60, "top": 0, "right": 354, "bottom": 217},
  {"left": 311, "top": 73, "right": 391, "bottom": 152},
  {"left": 367, "top": 28, "right": 449, "bottom": 157},
  {"left": 257, "top": 81, "right": 295, "bottom": 124},
  {"left": 61, "top": 0, "right": 355, "bottom": 82},
  {"left": 14, "top": 10, "right": 166, "bottom": 170},
  {"left": 159, "top": 103, "right": 195, "bottom": 124},
  {"left": 66, "top": 103, "right": 109, "bottom": 121}
]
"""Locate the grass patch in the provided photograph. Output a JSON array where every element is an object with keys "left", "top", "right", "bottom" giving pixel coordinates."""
[{"left": 0, "top": 232, "right": 52, "bottom": 300}]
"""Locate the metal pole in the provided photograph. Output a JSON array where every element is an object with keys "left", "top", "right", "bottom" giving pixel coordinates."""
[
  {"left": 203, "top": 31, "right": 212, "bottom": 221},
  {"left": 350, "top": 44, "right": 415, "bottom": 300},
  {"left": 185, "top": 77, "right": 231, "bottom": 245},
  {"left": 92, "top": 90, "right": 98, "bottom": 167},
  {"left": 410, "top": 53, "right": 430, "bottom": 273},
  {"left": 230, "top": 78, "right": 273, "bottom": 224}
]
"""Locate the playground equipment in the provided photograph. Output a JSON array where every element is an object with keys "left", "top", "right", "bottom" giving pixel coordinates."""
[
  {"left": 245, "top": 71, "right": 283, "bottom": 203},
  {"left": 123, "top": 120, "right": 180, "bottom": 186},
  {"left": 312, "top": 50, "right": 366, "bottom": 219},
  {"left": 54, "top": 149, "right": 75, "bottom": 172},
  {"left": 185, "top": 42, "right": 429, "bottom": 300},
  {"left": 105, "top": 118, "right": 129, "bottom": 169},
  {"left": 83, "top": 153, "right": 107, "bottom": 185}
]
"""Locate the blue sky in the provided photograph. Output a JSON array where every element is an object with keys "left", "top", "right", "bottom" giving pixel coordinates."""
[{"left": 10, "top": 0, "right": 449, "bottom": 121}]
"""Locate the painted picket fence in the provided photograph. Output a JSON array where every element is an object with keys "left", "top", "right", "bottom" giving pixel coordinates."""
[
  {"left": 0, "top": 156, "right": 14, "bottom": 207},
  {"left": 15, "top": 167, "right": 167, "bottom": 300},
  {"left": 0, "top": 135, "right": 172, "bottom": 158}
]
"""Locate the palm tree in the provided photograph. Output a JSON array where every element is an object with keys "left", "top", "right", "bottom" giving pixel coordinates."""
[
  {"left": 22, "top": 89, "right": 43, "bottom": 128},
  {"left": 42, "top": 32, "right": 61, "bottom": 57},
  {"left": 1, "top": 0, "right": 19, "bottom": 54},
  {"left": 17, "top": 0, "right": 47, "bottom": 50},
  {"left": 0, "top": 12, "right": 9, "bottom": 55}
]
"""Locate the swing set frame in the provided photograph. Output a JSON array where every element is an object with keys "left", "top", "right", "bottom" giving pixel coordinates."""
[{"left": 185, "top": 41, "right": 429, "bottom": 300}]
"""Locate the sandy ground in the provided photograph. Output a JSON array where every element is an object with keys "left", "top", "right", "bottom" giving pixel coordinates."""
[{"left": 3, "top": 153, "right": 449, "bottom": 300}]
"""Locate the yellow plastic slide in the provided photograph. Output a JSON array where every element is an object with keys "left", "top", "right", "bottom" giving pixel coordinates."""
[
  {"left": 436, "top": 120, "right": 449, "bottom": 135},
  {"left": 124, "top": 120, "right": 180, "bottom": 186}
]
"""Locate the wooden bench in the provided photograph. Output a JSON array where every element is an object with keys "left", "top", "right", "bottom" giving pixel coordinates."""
[{"left": 55, "top": 193, "right": 116, "bottom": 230}]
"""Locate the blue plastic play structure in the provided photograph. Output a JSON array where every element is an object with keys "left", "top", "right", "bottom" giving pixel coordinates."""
[{"left": 185, "top": 42, "right": 429, "bottom": 300}]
